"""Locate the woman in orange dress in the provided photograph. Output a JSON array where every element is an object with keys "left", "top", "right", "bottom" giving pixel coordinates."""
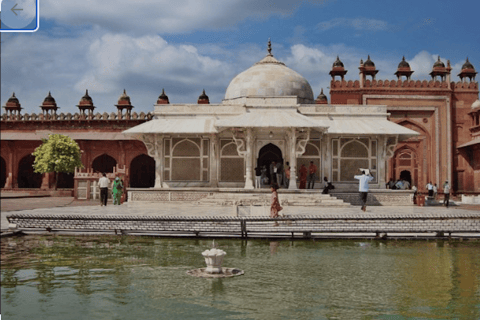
[
  {"left": 270, "top": 184, "right": 283, "bottom": 221},
  {"left": 299, "top": 164, "right": 307, "bottom": 189}
]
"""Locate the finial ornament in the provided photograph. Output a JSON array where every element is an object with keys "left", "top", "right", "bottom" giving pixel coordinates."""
[{"left": 267, "top": 38, "right": 272, "bottom": 56}]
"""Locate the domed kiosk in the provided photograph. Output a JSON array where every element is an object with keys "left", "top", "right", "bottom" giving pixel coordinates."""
[{"left": 124, "top": 40, "right": 418, "bottom": 197}]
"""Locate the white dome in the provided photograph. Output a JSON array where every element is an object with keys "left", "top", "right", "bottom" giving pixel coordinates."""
[
  {"left": 472, "top": 100, "right": 480, "bottom": 109},
  {"left": 224, "top": 54, "right": 314, "bottom": 103}
]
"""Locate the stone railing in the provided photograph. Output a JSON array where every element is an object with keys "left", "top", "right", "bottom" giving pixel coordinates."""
[
  {"left": 1, "top": 112, "right": 153, "bottom": 122},
  {"left": 74, "top": 165, "right": 128, "bottom": 200},
  {"left": 6, "top": 212, "right": 480, "bottom": 238}
]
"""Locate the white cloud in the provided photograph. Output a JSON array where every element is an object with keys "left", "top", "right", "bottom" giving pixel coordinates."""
[
  {"left": 40, "top": 0, "right": 311, "bottom": 34},
  {"left": 408, "top": 51, "right": 440, "bottom": 79},
  {"left": 2, "top": 28, "right": 470, "bottom": 116},
  {"left": 317, "top": 17, "right": 389, "bottom": 32}
]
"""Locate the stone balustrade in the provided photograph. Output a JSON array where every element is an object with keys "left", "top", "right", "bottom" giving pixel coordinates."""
[
  {"left": 7, "top": 212, "right": 480, "bottom": 238},
  {"left": 1, "top": 111, "right": 153, "bottom": 122}
]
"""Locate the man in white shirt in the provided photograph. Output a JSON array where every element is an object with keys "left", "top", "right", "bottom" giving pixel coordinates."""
[
  {"left": 98, "top": 172, "right": 110, "bottom": 206},
  {"left": 426, "top": 182, "right": 433, "bottom": 197},
  {"left": 443, "top": 181, "right": 451, "bottom": 208},
  {"left": 354, "top": 170, "right": 374, "bottom": 212}
]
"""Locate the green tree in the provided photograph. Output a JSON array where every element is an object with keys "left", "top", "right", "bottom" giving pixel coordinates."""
[{"left": 32, "top": 134, "right": 84, "bottom": 189}]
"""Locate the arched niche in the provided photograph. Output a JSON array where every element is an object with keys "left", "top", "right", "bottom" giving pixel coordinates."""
[
  {"left": 18, "top": 154, "right": 42, "bottom": 188},
  {"left": 130, "top": 154, "right": 155, "bottom": 187},
  {"left": 0, "top": 157, "right": 6, "bottom": 188},
  {"left": 92, "top": 154, "right": 117, "bottom": 174}
]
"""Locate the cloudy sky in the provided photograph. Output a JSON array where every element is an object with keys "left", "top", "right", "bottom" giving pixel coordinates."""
[{"left": 2, "top": 0, "right": 479, "bottom": 114}]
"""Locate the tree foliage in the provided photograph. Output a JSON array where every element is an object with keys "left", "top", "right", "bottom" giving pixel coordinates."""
[{"left": 33, "top": 134, "right": 84, "bottom": 175}]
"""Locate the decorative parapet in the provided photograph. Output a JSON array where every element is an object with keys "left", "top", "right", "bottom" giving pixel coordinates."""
[
  {"left": 1, "top": 111, "right": 153, "bottom": 122},
  {"left": 331, "top": 79, "right": 478, "bottom": 91}
]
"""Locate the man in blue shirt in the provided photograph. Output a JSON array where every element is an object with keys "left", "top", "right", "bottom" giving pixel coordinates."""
[{"left": 354, "top": 170, "right": 374, "bottom": 212}]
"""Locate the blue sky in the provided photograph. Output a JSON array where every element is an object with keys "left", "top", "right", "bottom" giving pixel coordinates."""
[{"left": 2, "top": 0, "right": 479, "bottom": 114}]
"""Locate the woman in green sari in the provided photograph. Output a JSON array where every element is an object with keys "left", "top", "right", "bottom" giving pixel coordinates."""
[{"left": 112, "top": 177, "right": 123, "bottom": 205}]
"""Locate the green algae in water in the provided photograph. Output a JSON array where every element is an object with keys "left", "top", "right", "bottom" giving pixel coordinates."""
[{"left": 2, "top": 235, "right": 480, "bottom": 320}]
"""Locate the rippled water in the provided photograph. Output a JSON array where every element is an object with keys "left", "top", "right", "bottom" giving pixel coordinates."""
[{"left": 1, "top": 236, "right": 479, "bottom": 320}]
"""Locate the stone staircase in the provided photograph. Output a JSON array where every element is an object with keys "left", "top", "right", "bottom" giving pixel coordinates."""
[{"left": 196, "top": 191, "right": 350, "bottom": 207}]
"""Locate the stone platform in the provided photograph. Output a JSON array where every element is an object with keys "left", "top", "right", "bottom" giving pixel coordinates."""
[{"left": 127, "top": 188, "right": 414, "bottom": 207}]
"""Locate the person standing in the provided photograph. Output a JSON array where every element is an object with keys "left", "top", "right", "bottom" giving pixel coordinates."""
[
  {"left": 112, "top": 177, "right": 123, "bottom": 205},
  {"left": 386, "top": 178, "right": 395, "bottom": 189},
  {"left": 275, "top": 161, "right": 283, "bottom": 188},
  {"left": 426, "top": 182, "right": 433, "bottom": 197},
  {"left": 261, "top": 166, "right": 268, "bottom": 187},
  {"left": 307, "top": 161, "right": 317, "bottom": 189},
  {"left": 270, "top": 161, "right": 277, "bottom": 185},
  {"left": 412, "top": 185, "right": 418, "bottom": 204},
  {"left": 354, "top": 170, "right": 374, "bottom": 212},
  {"left": 254, "top": 167, "right": 262, "bottom": 189},
  {"left": 433, "top": 183, "right": 438, "bottom": 200},
  {"left": 270, "top": 184, "right": 283, "bottom": 226},
  {"left": 283, "top": 161, "right": 290, "bottom": 188},
  {"left": 98, "top": 172, "right": 110, "bottom": 206},
  {"left": 299, "top": 164, "right": 307, "bottom": 189},
  {"left": 443, "top": 181, "right": 451, "bottom": 208}
]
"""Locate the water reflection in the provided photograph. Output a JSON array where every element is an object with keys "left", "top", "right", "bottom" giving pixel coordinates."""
[{"left": 1, "top": 236, "right": 479, "bottom": 320}]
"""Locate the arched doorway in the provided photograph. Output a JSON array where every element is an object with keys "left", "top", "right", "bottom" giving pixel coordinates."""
[
  {"left": 18, "top": 154, "right": 42, "bottom": 188},
  {"left": 257, "top": 143, "right": 283, "bottom": 184},
  {"left": 92, "top": 154, "right": 117, "bottom": 174},
  {"left": 130, "top": 154, "right": 155, "bottom": 188},
  {"left": 399, "top": 170, "right": 412, "bottom": 186},
  {"left": 0, "top": 157, "right": 6, "bottom": 188},
  {"left": 392, "top": 148, "right": 418, "bottom": 188}
]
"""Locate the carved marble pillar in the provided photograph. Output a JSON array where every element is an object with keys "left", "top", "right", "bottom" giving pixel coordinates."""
[
  {"left": 377, "top": 136, "right": 386, "bottom": 189},
  {"left": 143, "top": 134, "right": 164, "bottom": 188},
  {"left": 383, "top": 135, "right": 398, "bottom": 189},
  {"left": 289, "top": 129, "right": 310, "bottom": 189},
  {"left": 209, "top": 134, "right": 219, "bottom": 187},
  {"left": 287, "top": 128, "right": 298, "bottom": 190},
  {"left": 244, "top": 128, "right": 254, "bottom": 189}
]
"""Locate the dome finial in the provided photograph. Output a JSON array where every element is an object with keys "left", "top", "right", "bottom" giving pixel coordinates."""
[{"left": 267, "top": 38, "right": 272, "bottom": 56}]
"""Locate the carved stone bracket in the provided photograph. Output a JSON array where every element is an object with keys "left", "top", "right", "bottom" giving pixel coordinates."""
[
  {"left": 384, "top": 135, "right": 398, "bottom": 159},
  {"left": 231, "top": 129, "right": 247, "bottom": 157},
  {"left": 142, "top": 134, "right": 156, "bottom": 157},
  {"left": 295, "top": 129, "right": 310, "bottom": 157},
  {"left": 142, "top": 134, "right": 163, "bottom": 158}
]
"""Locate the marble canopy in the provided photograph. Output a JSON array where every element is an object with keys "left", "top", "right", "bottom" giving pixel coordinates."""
[{"left": 124, "top": 49, "right": 418, "bottom": 190}]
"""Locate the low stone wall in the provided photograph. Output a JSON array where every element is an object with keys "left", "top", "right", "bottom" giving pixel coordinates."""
[
  {"left": 462, "top": 194, "right": 480, "bottom": 204},
  {"left": 332, "top": 190, "right": 414, "bottom": 206},
  {"left": 128, "top": 188, "right": 412, "bottom": 206},
  {"left": 7, "top": 212, "right": 479, "bottom": 237}
]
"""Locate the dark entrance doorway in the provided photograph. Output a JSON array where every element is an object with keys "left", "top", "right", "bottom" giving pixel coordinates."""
[
  {"left": 257, "top": 143, "right": 283, "bottom": 185},
  {"left": 130, "top": 154, "right": 155, "bottom": 188},
  {"left": 18, "top": 154, "right": 42, "bottom": 188},
  {"left": 399, "top": 170, "right": 412, "bottom": 187},
  {"left": 92, "top": 154, "right": 117, "bottom": 174},
  {"left": 57, "top": 172, "right": 74, "bottom": 189},
  {"left": 0, "top": 157, "right": 6, "bottom": 188}
]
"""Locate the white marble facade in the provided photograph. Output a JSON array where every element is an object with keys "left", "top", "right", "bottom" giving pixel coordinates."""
[{"left": 124, "top": 50, "right": 418, "bottom": 190}]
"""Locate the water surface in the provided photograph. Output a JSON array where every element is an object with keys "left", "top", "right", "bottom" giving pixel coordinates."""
[{"left": 2, "top": 236, "right": 479, "bottom": 319}]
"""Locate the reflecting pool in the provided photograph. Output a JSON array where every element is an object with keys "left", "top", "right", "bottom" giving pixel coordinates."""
[{"left": 1, "top": 235, "right": 479, "bottom": 319}]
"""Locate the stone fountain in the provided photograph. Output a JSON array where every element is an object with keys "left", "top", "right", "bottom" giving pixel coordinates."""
[{"left": 187, "top": 240, "right": 244, "bottom": 278}]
